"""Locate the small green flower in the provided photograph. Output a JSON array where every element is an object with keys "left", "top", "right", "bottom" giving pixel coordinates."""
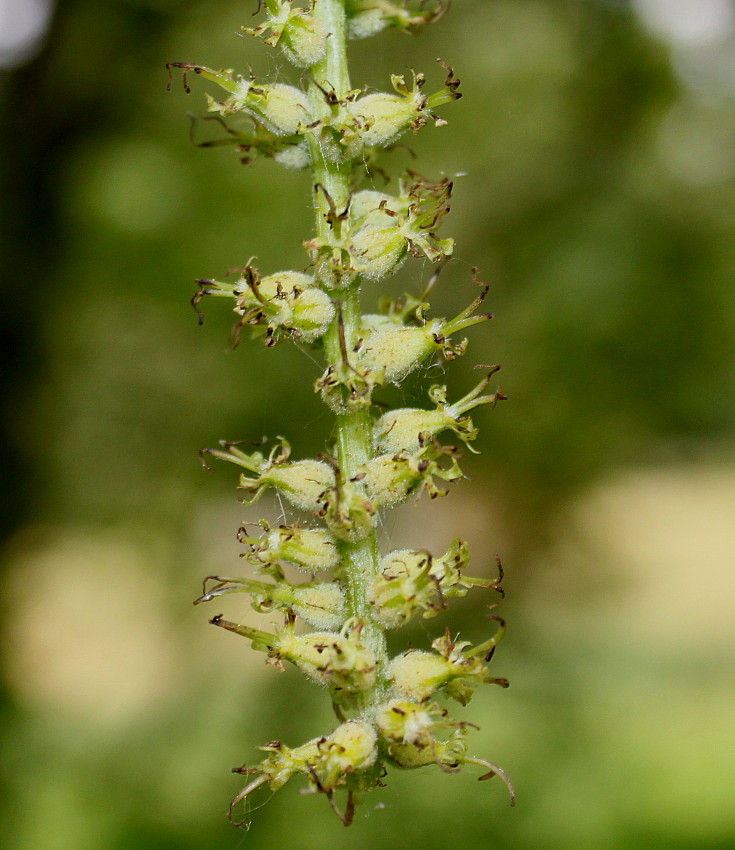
[
  {"left": 193, "top": 267, "right": 334, "bottom": 345},
  {"left": 347, "top": 72, "right": 428, "bottom": 147},
  {"left": 359, "top": 441, "right": 463, "bottom": 508},
  {"left": 167, "top": 63, "right": 311, "bottom": 133},
  {"left": 243, "top": 1, "right": 328, "bottom": 68},
  {"left": 208, "top": 80, "right": 311, "bottom": 135},
  {"left": 345, "top": 0, "right": 448, "bottom": 39},
  {"left": 389, "top": 624, "right": 509, "bottom": 705},
  {"left": 195, "top": 574, "right": 346, "bottom": 630},
  {"left": 315, "top": 276, "right": 491, "bottom": 416},
  {"left": 229, "top": 719, "right": 378, "bottom": 827},
  {"left": 385, "top": 723, "right": 467, "bottom": 770},
  {"left": 210, "top": 614, "right": 378, "bottom": 701},
  {"left": 188, "top": 113, "right": 310, "bottom": 169},
  {"left": 345, "top": 174, "right": 455, "bottom": 279},
  {"left": 201, "top": 438, "right": 335, "bottom": 512},
  {"left": 318, "top": 475, "right": 377, "bottom": 542},
  {"left": 368, "top": 539, "right": 502, "bottom": 627},
  {"left": 238, "top": 521, "right": 340, "bottom": 573},
  {"left": 374, "top": 367, "right": 506, "bottom": 454}
]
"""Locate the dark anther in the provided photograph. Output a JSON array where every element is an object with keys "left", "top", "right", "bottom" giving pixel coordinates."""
[
  {"left": 243, "top": 264, "right": 264, "bottom": 301},
  {"left": 474, "top": 363, "right": 501, "bottom": 376},
  {"left": 308, "top": 76, "right": 341, "bottom": 106},
  {"left": 432, "top": 573, "right": 448, "bottom": 611},
  {"left": 470, "top": 266, "right": 487, "bottom": 289},
  {"left": 336, "top": 301, "right": 349, "bottom": 360},
  {"left": 314, "top": 184, "right": 350, "bottom": 228},
  {"left": 493, "top": 555, "right": 506, "bottom": 598},
  {"left": 436, "top": 58, "right": 462, "bottom": 98},
  {"left": 191, "top": 278, "right": 220, "bottom": 325},
  {"left": 316, "top": 451, "right": 341, "bottom": 477},
  {"left": 166, "top": 62, "right": 202, "bottom": 94},
  {"left": 198, "top": 447, "right": 216, "bottom": 472}
]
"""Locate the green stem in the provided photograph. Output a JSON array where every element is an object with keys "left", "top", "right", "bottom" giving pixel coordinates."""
[{"left": 307, "top": 0, "right": 387, "bottom": 709}]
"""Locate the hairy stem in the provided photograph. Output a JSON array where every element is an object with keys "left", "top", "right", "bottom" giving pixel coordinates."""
[{"left": 308, "top": 0, "right": 388, "bottom": 707}]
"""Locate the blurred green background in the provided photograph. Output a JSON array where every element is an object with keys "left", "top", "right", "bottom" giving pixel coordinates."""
[{"left": 2, "top": 0, "right": 734, "bottom": 847}]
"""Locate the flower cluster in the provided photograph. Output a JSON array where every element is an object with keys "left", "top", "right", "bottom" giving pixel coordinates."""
[{"left": 169, "top": 0, "right": 512, "bottom": 827}]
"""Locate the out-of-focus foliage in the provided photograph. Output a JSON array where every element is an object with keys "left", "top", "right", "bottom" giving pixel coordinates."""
[{"left": 1, "top": 1, "right": 733, "bottom": 848}]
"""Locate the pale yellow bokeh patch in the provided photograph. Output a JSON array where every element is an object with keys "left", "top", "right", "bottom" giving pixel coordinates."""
[
  {"left": 565, "top": 463, "right": 735, "bottom": 650},
  {"left": 2, "top": 526, "right": 184, "bottom": 723}
]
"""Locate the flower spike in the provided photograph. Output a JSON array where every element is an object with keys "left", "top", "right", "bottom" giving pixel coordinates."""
[{"left": 170, "top": 0, "right": 512, "bottom": 826}]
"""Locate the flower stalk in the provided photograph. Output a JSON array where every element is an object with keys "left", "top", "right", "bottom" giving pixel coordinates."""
[{"left": 169, "top": 0, "right": 512, "bottom": 826}]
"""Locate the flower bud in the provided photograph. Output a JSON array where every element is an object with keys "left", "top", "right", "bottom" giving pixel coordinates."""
[
  {"left": 375, "top": 698, "right": 443, "bottom": 745},
  {"left": 374, "top": 407, "right": 453, "bottom": 455},
  {"left": 344, "top": 190, "right": 405, "bottom": 279},
  {"left": 357, "top": 274, "right": 492, "bottom": 383},
  {"left": 319, "top": 478, "right": 377, "bottom": 542},
  {"left": 201, "top": 439, "right": 335, "bottom": 513},
  {"left": 253, "top": 458, "right": 335, "bottom": 512},
  {"left": 195, "top": 575, "right": 345, "bottom": 630},
  {"left": 256, "top": 270, "right": 314, "bottom": 297},
  {"left": 345, "top": 0, "right": 448, "bottom": 38},
  {"left": 374, "top": 369, "right": 504, "bottom": 454},
  {"left": 289, "top": 582, "right": 346, "bottom": 630},
  {"left": 209, "top": 79, "right": 311, "bottom": 136},
  {"left": 258, "top": 580, "right": 346, "bottom": 630},
  {"left": 303, "top": 236, "right": 357, "bottom": 290},
  {"left": 388, "top": 650, "right": 455, "bottom": 702},
  {"left": 347, "top": 78, "right": 427, "bottom": 148},
  {"left": 247, "top": 271, "right": 335, "bottom": 343},
  {"left": 360, "top": 440, "right": 463, "bottom": 509},
  {"left": 313, "top": 282, "right": 491, "bottom": 414},
  {"left": 194, "top": 269, "right": 334, "bottom": 345},
  {"left": 240, "top": 522, "right": 340, "bottom": 573},
  {"left": 376, "top": 702, "right": 469, "bottom": 778},
  {"left": 346, "top": 6, "right": 385, "bottom": 39},
  {"left": 377, "top": 700, "right": 507, "bottom": 791},
  {"left": 348, "top": 222, "right": 407, "bottom": 280},
  {"left": 321, "top": 721, "right": 378, "bottom": 783},
  {"left": 289, "top": 286, "right": 336, "bottom": 341},
  {"left": 243, "top": 3, "right": 327, "bottom": 68},
  {"left": 353, "top": 174, "right": 455, "bottom": 276},
  {"left": 349, "top": 189, "right": 404, "bottom": 222},
  {"left": 359, "top": 321, "right": 444, "bottom": 384},
  {"left": 211, "top": 616, "right": 378, "bottom": 699},
  {"left": 389, "top": 627, "right": 508, "bottom": 705},
  {"left": 279, "top": 618, "right": 378, "bottom": 696},
  {"left": 310, "top": 183, "right": 422, "bottom": 283},
  {"left": 360, "top": 312, "right": 400, "bottom": 334},
  {"left": 386, "top": 728, "right": 467, "bottom": 771},
  {"left": 235, "top": 270, "right": 334, "bottom": 343},
  {"left": 280, "top": 14, "right": 327, "bottom": 67},
  {"left": 232, "top": 720, "right": 377, "bottom": 813},
  {"left": 252, "top": 83, "right": 311, "bottom": 136},
  {"left": 368, "top": 540, "right": 474, "bottom": 628},
  {"left": 344, "top": 190, "right": 402, "bottom": 279}
]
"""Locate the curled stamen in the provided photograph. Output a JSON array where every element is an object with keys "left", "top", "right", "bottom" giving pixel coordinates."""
[{"left": 465, "top": 757, "right": 516, "bottom": 807}]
